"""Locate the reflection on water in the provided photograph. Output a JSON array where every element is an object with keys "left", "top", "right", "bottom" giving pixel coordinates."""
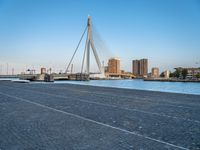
[{"left": 55, "top": 79, "right": 200, "bottom": 95}]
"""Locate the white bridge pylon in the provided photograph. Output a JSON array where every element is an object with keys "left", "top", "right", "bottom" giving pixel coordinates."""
[
  {"left": 85, "top": 16, "right": 102, "bottom": 75},
  {"left": 65, "top": 16, "right": 104, "bottom": 76}
]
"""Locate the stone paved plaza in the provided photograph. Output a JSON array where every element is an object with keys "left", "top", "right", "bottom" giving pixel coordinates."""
[{"left": 0, "top": 81, "right": 200, "bottom": 150}]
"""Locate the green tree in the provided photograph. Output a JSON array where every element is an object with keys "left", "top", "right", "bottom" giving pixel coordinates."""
[
  {"left": 196, "top": 73, "right": 200, "bottom": 79},
  {"left": 160, "top": 72, "right": 165, "bottom": 77},
  {"left": 174, "top": 70, "right": 181, "bottom": 78},
  {"left": 170, "top": 72, "right": 175, "bottom": 77},
  {"left": 182, "top": 69, "right": 188, "bottom": 79}
]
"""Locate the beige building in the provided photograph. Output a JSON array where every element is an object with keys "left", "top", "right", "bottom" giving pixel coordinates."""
[
  {"left": 187, "top": 68, "right": 200, "bottom": 79},
  {"left": 151, "top": 67, "right": 159, "bottom": 78},
  {"left": 108, "top": 58, "right": 120, "bottom": 74},
  {"left": 175, "top": 67, "right": 200, "bottom": 79},
  {"left": 132, "top": 60, "right": 140, "bottom": 76},
  {"left": 41, "top": 68, "right": 46, "bottom": 74},
  {"left": 164, "top": 70, "right": 170, "bottom": 78},
  {"left": 132, "top": 59, "right": 148, "bottom": 77}
]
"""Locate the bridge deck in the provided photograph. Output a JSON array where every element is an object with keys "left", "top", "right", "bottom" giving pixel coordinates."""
[{"left": 0, "top": 81, "right": 200, "bottom": 149}]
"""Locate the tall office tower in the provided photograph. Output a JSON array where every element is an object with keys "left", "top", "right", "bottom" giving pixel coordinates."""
[
  {"left": 132, "top": 60, "right": 140, "bottom": 76},
  {"left": 132, "top": 59, "right": 148, "bottom": 77},
  {"left": 151, "top": 67, "right": 159, "bottom": 78},
  {"left": 140, "top": 59, "right": 148, "bottom": 77},
  {"left": 108, "top": 58, "right": 120, "bottom": 74}
]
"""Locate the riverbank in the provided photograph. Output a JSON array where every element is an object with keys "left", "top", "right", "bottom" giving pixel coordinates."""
[
  {"left": 144, "top": 78, "right": 200, "bottom": 82},
  {"left": 0, "top": 81, "right": 200, "bottom": 149},
  {"left": 1, "top": 78, "right": 200, "bottom": 95}
]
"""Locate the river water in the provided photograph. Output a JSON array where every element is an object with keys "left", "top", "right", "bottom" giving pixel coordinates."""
[
  {"left": 55, "top": 79, "right": 200, "bottom": 95},
  {"left": 1, "top": 78, "right": 200, "bottom": 95}
]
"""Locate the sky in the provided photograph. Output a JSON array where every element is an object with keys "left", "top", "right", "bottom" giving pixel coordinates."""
[{"left": 0, "top": 0, "right": 200, "bottom": 74}]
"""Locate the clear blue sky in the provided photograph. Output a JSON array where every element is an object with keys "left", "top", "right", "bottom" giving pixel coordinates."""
[{"left": 0, "top": 0, "right": 200, "bottom": 74}]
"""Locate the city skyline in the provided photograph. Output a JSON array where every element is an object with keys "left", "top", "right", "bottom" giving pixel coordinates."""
[{"left": 0, "top": 0, "right": 200, "bottom": 74}]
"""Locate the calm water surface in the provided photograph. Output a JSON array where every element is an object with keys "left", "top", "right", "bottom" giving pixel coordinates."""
[
  {"left": 55, "top": 79, "right": 200, "bottom": 95},
  {"left": 1, "top": 78, "right": 200, "bottom": 95}
]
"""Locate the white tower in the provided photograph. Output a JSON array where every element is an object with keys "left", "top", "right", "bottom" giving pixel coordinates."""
[
  {"left": 85, "top": 16, "right": 102, "bottom": 74},
  {"left": 66, "top": 16, "right": 105, "bottom": 79}
]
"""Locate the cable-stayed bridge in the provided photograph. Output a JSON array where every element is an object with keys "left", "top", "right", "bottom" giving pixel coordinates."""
[
  {"left": 1, "top": 17, "right": 106, "bottom": 81},
  {"left": 0, "top": 17, "right": 135, "bottom": 81},
  {"left": 65, "top": 16, "right": 105, "bottom": 80}
]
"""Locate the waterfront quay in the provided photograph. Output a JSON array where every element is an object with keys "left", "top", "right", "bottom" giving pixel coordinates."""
[
  {"left": 0, "top": 82, "right": 200, "bottom": 150},
  {"left": 144, "top": 78, "right": 200, "bottom": 82}
]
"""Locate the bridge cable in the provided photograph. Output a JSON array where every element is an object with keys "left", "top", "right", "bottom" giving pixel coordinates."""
[
  {"left": 81, "top": 32, "right": 89, "bottom": 74},
  {"left": 65, "top": 25, "right": 88, "bottom": 73}
]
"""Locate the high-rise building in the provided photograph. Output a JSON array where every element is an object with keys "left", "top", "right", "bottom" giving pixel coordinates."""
[
  {"left": 108, "top": 58, "right": 120, "bottom": 74},
  {"left": 151, "top": 67, "right": 159, "bottom": 78},
  {"left": 132, "top": 60, "right": 140, "bottom": 76},
  {"left": 140, "top": 59, "right": 148, "bottom": 76},
  {"left": 132, "top": 59, "right": 148, "bottom": 77}
]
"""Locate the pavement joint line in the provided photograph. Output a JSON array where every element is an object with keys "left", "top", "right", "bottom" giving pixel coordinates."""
[
  {"left": 0, "top": 92, "right": 189, "bottom": 150},
  {"left": 1, "top": 84, "right": 200, "bottom": 124},
  {"left": 20, "top": 83, "right": 199, "bottom": 109}
]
